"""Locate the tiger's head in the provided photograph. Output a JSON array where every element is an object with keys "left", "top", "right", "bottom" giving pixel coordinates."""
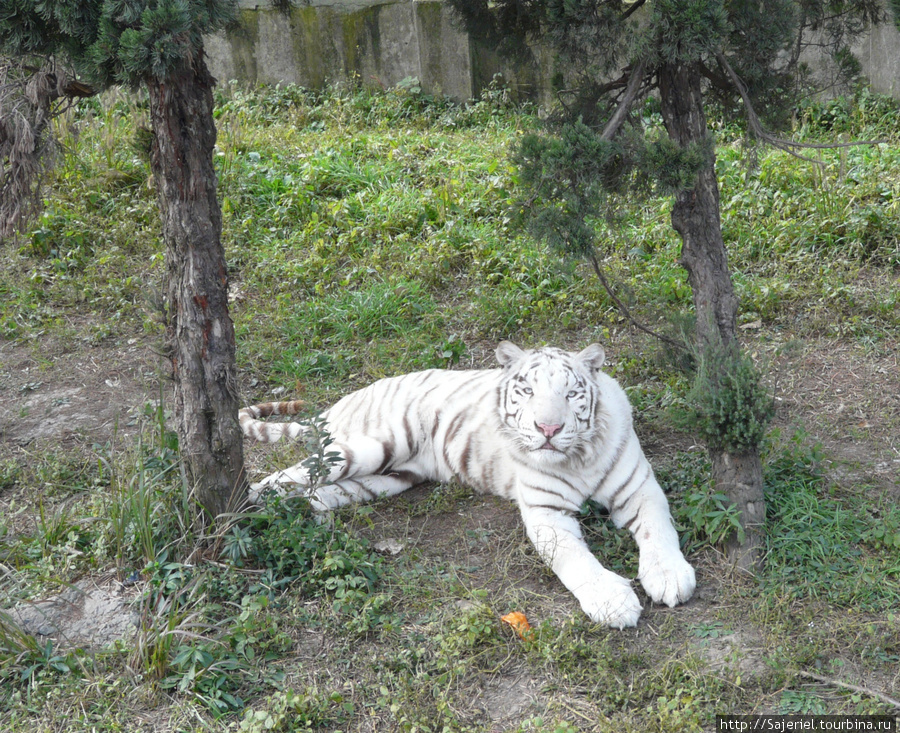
[{"left": 496, "top": 341, "right": 607, "bottom": 464}]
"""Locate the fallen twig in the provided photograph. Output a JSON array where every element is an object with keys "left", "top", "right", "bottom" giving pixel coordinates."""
[{"left": 796, "top": 670, "right": 900, "bottom": 711}]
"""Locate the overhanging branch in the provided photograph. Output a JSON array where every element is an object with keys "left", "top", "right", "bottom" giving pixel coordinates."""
[
  {"left": 589, "top": 252, "right": 684, "bottom": 351},
  {"left": 713, "top": 51, "right": 885, "bottom": 164},
  {"left": 600, "top": 59, "right": 646, "bottom": 141},
  {"left": 0, "top": 57, "right": 97, "bottom": 238},
  {"left": 621, "top": 0, "right": 647, "bottom": 21}
]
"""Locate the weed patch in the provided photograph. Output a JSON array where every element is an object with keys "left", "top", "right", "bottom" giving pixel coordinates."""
[{"left": 763, "top": 436, "right": 900, "bottom": 612}]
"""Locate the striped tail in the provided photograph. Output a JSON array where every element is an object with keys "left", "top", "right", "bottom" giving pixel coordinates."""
[{"left": 239, "top": 400, "right": 307, "bottom": 443}]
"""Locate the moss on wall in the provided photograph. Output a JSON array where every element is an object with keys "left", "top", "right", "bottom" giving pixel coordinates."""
[
  {"left": 415, "top": 2, "right": 444, "bottom": 85},
  {"left": 209, "top": 0, "right": 897, "bottom": 101},
  {"left": 342, "top": 8, "right": 383, "bottom": 78},
  {"left": 226, "top": 9, "right": 260, "bottom": 82},
  {"left": 208, "top": 1, "right": 470, "bottom": 98},
  {"left": 291, "top": 6, "right": 324, "bottom": 88}
]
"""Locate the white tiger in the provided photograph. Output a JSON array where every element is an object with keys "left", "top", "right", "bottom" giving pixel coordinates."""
[{"left": 240, "top": 342, "right": 695, "bottom": 628}]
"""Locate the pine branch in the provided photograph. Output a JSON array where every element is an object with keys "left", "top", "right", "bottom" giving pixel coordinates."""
[
  {"left": 713, "top": 51, "right": 886, "bottom": 164},
  {"left": 600, "top": 59, "right": 646, "bottom": 141},
  {"left": 0, "top": 57, "right": 95, "bottom": 238},
  {"left": 589, "top": 253, "right": 683, "bottom": 351},
  {"left": 695, "top": 61, "right": 732, "bottom": 94},
  {"left": 555, "top": 74, "right": 627, "bottom": 119},
  {"left": 554, "top": 57, "right": 647, "bottom": 129},
  {"left": 621, "top": 0, "right": 647, "bottom": 22}
]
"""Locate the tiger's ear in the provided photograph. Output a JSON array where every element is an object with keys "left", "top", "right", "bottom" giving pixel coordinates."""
[
  {"left": 577, "top": 343, "right": 606, "bottom": 371},
  {"left": 496, "top": 341, "right": 525, "bottom": 367}
]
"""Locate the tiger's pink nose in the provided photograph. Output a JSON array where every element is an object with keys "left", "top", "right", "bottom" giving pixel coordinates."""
[{"left": 537, "top": 423, "right": 562, "bottom": 438}]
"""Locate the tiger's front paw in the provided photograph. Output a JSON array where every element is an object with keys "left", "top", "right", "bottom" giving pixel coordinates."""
[
  {"left": 576, "top": 573, "right": 643, "bottom": 628},
  {"left": 638, "top": 551, "right": 696, "bottom": 608}
]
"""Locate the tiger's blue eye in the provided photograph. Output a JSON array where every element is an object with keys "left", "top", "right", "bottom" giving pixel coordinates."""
[
  {"left": 522, "top": 386, "right": 533, "bottom": 395},
  {"left": 567, "top": 390, "right": 579, "bottom": 399}
]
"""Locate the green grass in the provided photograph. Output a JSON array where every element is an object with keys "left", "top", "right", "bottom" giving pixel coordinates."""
[
  {"left": 1, "top": 82, "right": 899, "bottom": 730},
  {"left": 763, "top": 435, "right": 900, "bottom": 612}
]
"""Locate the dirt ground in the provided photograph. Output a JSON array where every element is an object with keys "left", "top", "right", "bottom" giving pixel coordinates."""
[
  {"left": 767, "top": 337, "right": 900, "bottom": 495},
  {"left": 1, "top": 331, "right": 898, "bottom": 713},
  {"left": 0, "top": 336, "right": 162, "bottom": 455}
]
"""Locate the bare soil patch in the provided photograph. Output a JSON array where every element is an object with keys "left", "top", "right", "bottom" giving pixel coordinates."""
[
  {"left": 7, "top": 574, "right": 141, "bottom": 650},
  {"left": 0, "top": 337, "right": 162, "bottom": 457},
  {"left": 768, "top": 337, "right": 900, "bottom": 495}
]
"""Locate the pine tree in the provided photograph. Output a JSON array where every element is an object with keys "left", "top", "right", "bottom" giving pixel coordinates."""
[
  {"left": 0, "top": 0, "right": 244, "bottom": 521},
  {"left": 449, "top": 0, "right": 885, "bottom": 570}
]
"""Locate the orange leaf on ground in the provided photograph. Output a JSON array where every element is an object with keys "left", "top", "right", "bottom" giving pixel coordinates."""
[{"left": 501, "top": 611, "right": 532, "bottom": 639}]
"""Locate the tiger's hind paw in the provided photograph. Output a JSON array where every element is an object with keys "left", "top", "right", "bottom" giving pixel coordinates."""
[{"left": 247, "top": 480, "right": 308, "bottom": 506}]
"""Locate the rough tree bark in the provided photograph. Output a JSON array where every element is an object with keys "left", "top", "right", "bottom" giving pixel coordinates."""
[
  {"left": 146, "top": 56, "right": 245, "bottom": 520},
  {"left": 658, "top": 62, "right": 766, "bottom": 572}
]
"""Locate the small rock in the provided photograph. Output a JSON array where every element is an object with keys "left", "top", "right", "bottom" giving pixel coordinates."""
[
  {"left": 7, "top": 578, "right": 140, "bottom": 651},
  {"left": 374, "top": 538, "right": 404, "bottom": 555}
]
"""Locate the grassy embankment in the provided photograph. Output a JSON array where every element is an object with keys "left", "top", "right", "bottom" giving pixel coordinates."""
[{"left": 0, "top": 83, "right": 898, "bottom": 731}]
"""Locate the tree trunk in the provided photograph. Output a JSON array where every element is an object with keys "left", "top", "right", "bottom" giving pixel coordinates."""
[
  {"left": 711, "top": 450, "right": 765, "bottom": 569},
  {"left": 658, "top": 62, "right": 765, "bottom": 572},
  {"left": 146, "top": 55, "right": 245, "bottom": 521}
]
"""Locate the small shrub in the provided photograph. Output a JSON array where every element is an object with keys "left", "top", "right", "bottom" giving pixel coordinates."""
[
  {"left": 161, "top": 640, "right": 246, "bottom": 716},
  {"left": 677, "top": 488, "right": 746, "bottom": 549},
  {"left": 659, "top": 451, "right": 745, "bottom": 551},
  {"left": 239, "top": 497, "right": 383, "bottom": 619},
  {"left": 434, "top": 603, "right": 500, "bottom": 671},
  {"left": 676, "top": 339, "right": 774, "bottom": 453}
]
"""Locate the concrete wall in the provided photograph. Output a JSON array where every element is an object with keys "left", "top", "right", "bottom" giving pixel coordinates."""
[
  {"left": 853, "top": 20, "right": 900, "bottom": 99},
  {"left": 205, "top": 0, "right": 484, "bottom": 101},
  {"left": 205, "top": 0, "right": 900, "bottom": 102}
]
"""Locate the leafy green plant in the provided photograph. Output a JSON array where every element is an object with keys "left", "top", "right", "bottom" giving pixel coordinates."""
[
  {"left": 102, "top": 440, "right": 182, "bottom": 569},
  {"left": 432, "top": 334, "right": 467, "bottom": 367},
  {"left": 296, "top": 413, "right": 345, "bottom": 492},
  {"left": 92, "top": 396, "right": 190, "bottom": 571},
  {"left": 861, "top": 510, "right": 900, "bottom": 551},
  {"left": 224, "top": 595, "right": 291, "bottom": 664},
  {"left": 516, "top": 720, "right": 581, "bottom": 733},
  {"left": 677, "top": 488, "right": 746, "bottom": 549},
  {"left": 222, "top": 524, "right": 253, "bottom": 567},
  {"left": 0, "top": 611, "right": 89, "bottom": 690},
  {"left": 778, "top": 689, "right": 828, "bottom": 715},
  {"left": 161, "top": 639, "right": 246, "bottom": 716},
  {"left": 434, "top": 603, "right": 500, "bottom": 672},
  {"left": 237, "top": 497, "right": 382, "bottom": 618},
  {"left": 657, "top": 451, "right": 744, "bottom": 551},
  {"left": 130, "top": 574, "right": 207, "bottom": 683},
  {"left": 127, "top": 564, "right": 251, "bottom": 714},
  {"left": 238, "top": 687, "right": 354, "bottom": 732}
]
